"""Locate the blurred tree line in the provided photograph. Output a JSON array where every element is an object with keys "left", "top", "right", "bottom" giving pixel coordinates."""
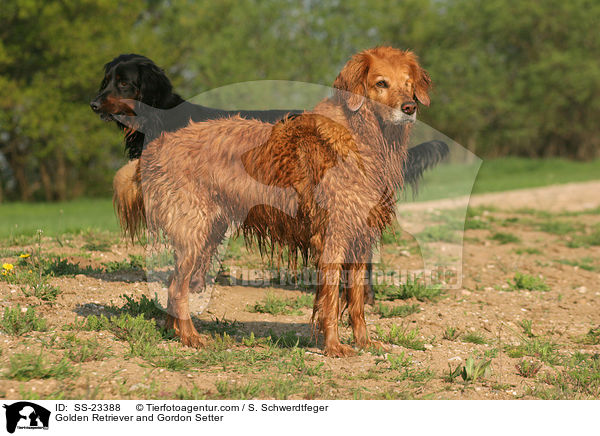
[{"left": 1, "top": 0, "right": 598, "bottom": 201}]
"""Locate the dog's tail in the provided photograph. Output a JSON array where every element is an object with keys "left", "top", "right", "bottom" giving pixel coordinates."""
[
  {"left": 403, "top": 140, "right": 449, "bottom": 193},
  {"left": 113, "top": 159, "right": 146, "bottom": 240}
]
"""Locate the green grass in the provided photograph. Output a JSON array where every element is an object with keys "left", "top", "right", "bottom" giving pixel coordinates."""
[
  {"left": 0, "top": 198, "right": 119, "bottom": 239},
  {"left": 536, "top": 220, "right": 580, "bottom": 235},
  {"left": 462, "top": 331, "right": 487, "bottom": 344},
  {"left": 507, "top": 272, "right": 550, "bottom": 292},
  {"left": 375, "top": 325, "right": 426, "bottom": 351},
  {"left": 2, "top": 158, "right": 598, "bottom": 239},
  {"left": 62, "top": 334, "right": 111, "bottom": 362},
  {"left": 531, "top": 353, "right": 600, "bottom": 399},
  {"left": 374, "top": 303, "right": 420, "bottom": 318},
  {"left": 374, "top": 279, "right": 444, "bottom": 302},
  {"left": 567, "top": 228, "right": 600, "bottom": 248},
  {"left": 0, "top": 306, "right": 47, "bottom": 335},
  {"left": 249, "top": 292, "right": 313, "bottom": 316},
  {"left": 577, "top": 327, "right": 600, "bottom": 345},
  {"left": 557, "top": 257, "right": 598, "bottom": 272},
  {"left": 505, "top": 337, "right": 559, "bottom": 364},
  {"left": 5, "top": 351, "right": 77, "bottom": 381},
  {"left": 514, "top": 247, "right": 542, "bottom": 255},
  {"left": 516, "top": 359, "right": 542, "bottom": 378},
  {"left": 412, "top": 157, "right": 600, "bottom": 202},
  {"left": 490, "top": 232, "right": 521, "bottom": 244}
]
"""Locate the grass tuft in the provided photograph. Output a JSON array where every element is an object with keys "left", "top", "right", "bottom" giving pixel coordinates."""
[
  {"left": 375, "top": 325, "right": 426, "bottom": 351},
  {"left": 507, "top": 272, "right": 550, "bottom": 292},
  {"left": 374, "top": 279, "right": 444, "bottom": 302},
  {"left": 0, "top": 306, "right": 47, "bottom": 335},
  {"left": 374, "top": 303, "right": 420, "bottom": 318}
]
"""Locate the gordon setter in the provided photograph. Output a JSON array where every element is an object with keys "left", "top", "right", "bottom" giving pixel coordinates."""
[{"left": 90, "top": 54, "right": 304, "bottom": 159}]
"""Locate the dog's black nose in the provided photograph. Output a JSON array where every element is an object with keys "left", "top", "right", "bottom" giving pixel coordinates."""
[
  {"left": 401, "top": 101, "right": 417, "bottom": 115},
  {"left": 90, "top": 101, "right": 100, "bottom": 111}
]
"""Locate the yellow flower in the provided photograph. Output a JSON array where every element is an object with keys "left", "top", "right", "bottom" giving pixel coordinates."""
[
  {"left": 19, "top": 253, "right": 30, "bottom": 259},
  {"left": 2, "top": 263, "right": 14, "bottom": 271},
  {"left": 1, "top": 271, "right": 6, "bottom": 276}
]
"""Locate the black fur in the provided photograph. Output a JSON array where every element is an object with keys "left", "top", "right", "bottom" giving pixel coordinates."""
[
  {"left": 91, "top": 54, "right": 302, "bottom": 159},
  {"left": 403, "top": 140, "right": 450, "bottom": 192}
]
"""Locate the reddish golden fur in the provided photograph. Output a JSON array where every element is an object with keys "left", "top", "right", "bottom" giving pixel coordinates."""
[
  {"left": 113, "top": 159, "right": 145, "bottom": 240},
  {"left": 125, "top": 47, "right": 431, "bottom": 356}
]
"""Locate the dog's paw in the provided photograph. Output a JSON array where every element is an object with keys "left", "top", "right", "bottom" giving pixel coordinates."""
[
  {"left": 180, "top": 332, "right": 208, "bottom": 348},
  {"left": 324, "top": 343, "right": 357, "bottom": 358}
]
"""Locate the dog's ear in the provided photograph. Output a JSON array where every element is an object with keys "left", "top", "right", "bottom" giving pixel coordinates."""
[
  {"left": 138, "top": 61, "right": 173, "bottom": 107},
  {"left": 333, "top": 52, "right": 370, "bottom": 112},
  {"left": 414, "top": 66, "right": 432, "bottom": 107}
]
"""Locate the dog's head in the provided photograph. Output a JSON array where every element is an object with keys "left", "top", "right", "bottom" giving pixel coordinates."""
[
  {"left": 333, "top": 47, "right": 431, "bottom": 125},
  {"left": 90, "top": 54, "right": 173, "bottom": 121}
]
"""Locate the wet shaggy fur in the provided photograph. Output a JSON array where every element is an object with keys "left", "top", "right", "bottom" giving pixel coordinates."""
[{"left": 134, "top": 47, "right": 433, "bottom": 357}]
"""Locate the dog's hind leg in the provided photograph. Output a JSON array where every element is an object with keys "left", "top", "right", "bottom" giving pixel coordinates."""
[
  {"left": 189, "top": 218, "right": 228, "bottom": 292},
  {"left": 165, "top": 247, "right": 207, "bottom": 348}
]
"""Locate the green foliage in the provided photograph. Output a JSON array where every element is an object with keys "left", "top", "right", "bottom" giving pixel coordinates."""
[
  {"left": 490, "top": 232, "right": 521, "bottom": 244},
  {"left": 516, "top": 359, "right": 542, "bottom": 378},
  {"left": 460, "top": 357, "right": 492, "bottom": 382},
  {"left": 443, "top": 326, "right": 459, "bottom": 341},
  {"left": 507, "top": 272, "right": 550, "bottom": 292},
  {"left": 6, "top": 351, "right": 77, "bottom": 381},
  {"left": 249, "top": 292, "right": 312, "bottom": 316},
  {"left": 375, "top": 325, "right": 426, "bottom": 351},
  {"left": 103, "top": 255, "right": 146, "bottom": 273},
  {"left": 110, "top": 294, "right": 164, "bottom": 320},
  {"left": 577, "top": 327, "right": 600, "bottom": 345},
  {"left": 536, "top": 220, "right": 579, "bottom": 236},
  {"left": 62, "top": 334, "right": 111, "bottom": 362},
  {"left": 557, "top": 257, "right": 598, "bottom": 272},
  {"left": 519, "top": 319, "right": 535, "bottom": 338},
  {"left": 374, "top": 279, "right": 444, "bottom": 302},
  {"left": 0, "top": 305, "right": 47, "bottom": 335},
  {"left": 462, "top": 332, "right": 487, "bottom": 345},
  {"left": 445, "top": 356, "right": 492, "bottom": 383},
  {"left": 375, "top": 303, "right": 420, "bottom": 319},
  {"left": 1, "top": 0, "right": 599, "bottom": 201},
  {"left": 21, "top": 282, "right": 61, "bottom": 301},
  {"left": 505, "top": 337, "right": 559, "bottom": 364}
]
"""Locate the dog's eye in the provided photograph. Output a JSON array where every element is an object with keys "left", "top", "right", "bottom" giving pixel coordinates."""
[
  {"left": 119, "top": 81, "right": 128, "bottom": 87},
  {"left": 376, "top": 80, "right": 388, "bottom": 88}
]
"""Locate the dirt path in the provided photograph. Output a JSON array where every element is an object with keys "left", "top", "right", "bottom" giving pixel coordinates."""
[{"left": 404, "top": 180, "right": 600, "bottom": 213}]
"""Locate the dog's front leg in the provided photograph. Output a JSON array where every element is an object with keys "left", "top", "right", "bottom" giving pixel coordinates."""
[{"left": 314, "top": 258, "right": 356, "bottom": 358}]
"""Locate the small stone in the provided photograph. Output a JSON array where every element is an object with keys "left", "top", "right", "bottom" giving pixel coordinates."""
[
  {"left": 424, "top": 344, "right": 434, "bottom": 350},
  {"left": 448, "top": 356, "right": 462, "bottom": 362},
  {"left": 577, "top": 286, "right": 587, "bottom": 294}
]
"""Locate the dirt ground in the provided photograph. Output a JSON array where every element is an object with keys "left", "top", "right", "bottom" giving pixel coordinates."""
[{"left": 1, "top": 181, "right": 599, "bottom": 400}]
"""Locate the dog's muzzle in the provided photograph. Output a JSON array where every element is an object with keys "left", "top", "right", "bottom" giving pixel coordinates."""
[{"left": 389, "top": 108, "right": 417, "bottom": 125}]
